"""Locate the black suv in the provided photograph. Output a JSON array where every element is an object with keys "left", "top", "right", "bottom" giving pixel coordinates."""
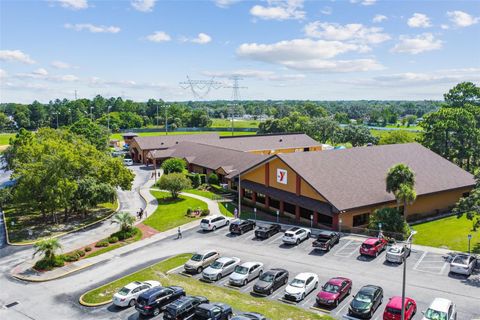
[
  {"left": 135, "top": 286, "right": 185, "bottom": 317},
  {"left": 164, "top": 295, "right": 209, "bottom": 320},
  {"left": 194, "top": 302, "right": 233, "bottom": 320},
  {"left": 349, "top": 285, "right": 383, "bottom": 319},
  {"left": 230, "top": 219, "right": 256, "bottom": 235},
  {"left": 254, "top": 223, "right": 281, "bottom": 239},
  {"left": 253, "top": 268, "right": 289, "bottom": 295},
  {"left": 312, "top": 231, "right": 340, "bottom": 251}
]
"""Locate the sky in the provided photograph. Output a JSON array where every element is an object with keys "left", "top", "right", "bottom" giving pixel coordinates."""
[{"left": 0, "top": 0, "right": 479, "bottom": 103}]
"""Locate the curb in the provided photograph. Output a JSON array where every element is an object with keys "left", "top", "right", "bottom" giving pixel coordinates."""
[
  {"left": 11, "top": 261, "right": 96, "bottom": 282},
  {"left": 4, "top": 199, "right": 120, "bottom": 247},
  {"left": 78, "top": 294, "right": 112, "bottom": 307}
]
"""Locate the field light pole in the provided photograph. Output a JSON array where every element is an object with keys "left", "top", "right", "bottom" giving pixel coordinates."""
[{"left": 401, "top": 230, "right": 417, "bottom": 320}]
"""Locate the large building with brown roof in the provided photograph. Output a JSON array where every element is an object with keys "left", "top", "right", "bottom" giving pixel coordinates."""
[{"left": 234, "top": 143, "right": 475, "bottom": 230}]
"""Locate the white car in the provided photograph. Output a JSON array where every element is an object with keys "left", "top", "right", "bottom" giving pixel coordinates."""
[
  {"left": 229, "top": 261, "right": 264, "bottom": 286},
  {"left": 449, "top": 254, "right": 476, "bottom": 276},
  {"left": 112, "top": 280, "right": 160, "bottom": 307},
  {"left": 123, "top": 158, "right": 133, "bottom": 166},
  {"left": 422, "top": 298, "right": 457, "bottom": 320},
  {"left": 284, "top": 272, "right": 319, "bottom": 302},
  {"left": 202, "top": 256, "right": 241, "bottom": 281},
  {"left": 200, "top": 215, "right": 229, "bottom": 231},
  {"left": 282, "top": 227, "right": 311, "bottom": 245},
  {"left": 385, "top": 244, "right": 411, "bottom": 263}
]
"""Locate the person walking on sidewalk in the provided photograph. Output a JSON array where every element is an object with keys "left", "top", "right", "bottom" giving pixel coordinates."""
[{"left": 177, "top": 227, "right": 182, "bottom": 239}]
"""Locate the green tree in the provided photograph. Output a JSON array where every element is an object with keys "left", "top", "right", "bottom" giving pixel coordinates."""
[
  {"left": 444, "top": 82, "right": 480, "bottom": 107},
  {"left": 334, "top": 112, "right": 350, "bottom": 124},
  {"left": 111, "top": 211, "right": 136, "bottom": 232},
  {"left": 307, "top": 117, "right": 341, "bottom": 144},
  {"left": 33, "top": 238, "right": 62, "bottom": 261},
  {"left": 386, "top": 164, "right": 416, "bottom": 212},
  {"left": 453, "top": 170, "right": 480, "bottom": 230},
  {"left": 161, "top": 158, "right": 187, "bottom": 174},
  {"left": 379, "top": 130, "right": 417, "bottom": 145},
  {"left": 368, "top": 207, "right": 409, "bottom": 236},
  {"left": 157, "top": 173, "right": 191, "bottom": 199},
  {"left": 0, "top": 187, "right": 12, "bottom": 209},
  {"left": 69, "top": 118, "right": 110, "bottom": 151},
  {"left": 207, "top": 173, "right": 219, "bottom": 185},
  {"left": 340, "top": 124, "right": 379, "bottom": 147}
]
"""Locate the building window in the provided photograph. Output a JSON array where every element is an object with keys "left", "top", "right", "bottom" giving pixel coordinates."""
[
  {"left": 256, "top": 193, "right": 265, "bottom": 204},
  {"left": 303, "top": 147, "right": 309, "bottom": 152},
  {"left": 353, "top": 213, "right": 369, "bottom": 227},
  {"left": 318, "top": 214, "right": 333, "bottom": 226},
  {"left": 300, "top": 207, "right": 313, "bottom": 220},
  {"left": 244, "top": 189, "right": 253, "bottom": 200},
  {"left": 284, "top": 202, "right": 295, "bottom": 214},
  {"left": 270, "top": 198, "right": 280, "bottom": 210}
]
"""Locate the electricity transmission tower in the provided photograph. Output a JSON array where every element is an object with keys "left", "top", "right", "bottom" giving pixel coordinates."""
[
  {"left": 179, "top": 76, "right": 223, "bottom": 100},
  {"left": 224, "top": 76, "right": 247, "bottom": 135}
]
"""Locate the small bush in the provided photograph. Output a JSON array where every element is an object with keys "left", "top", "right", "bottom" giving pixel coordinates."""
[
  {"left": 199, "top": 174, "right": 206, "bottom": 184},
  {"left": 34, "top": 256, "right": 65, "bottom": 271},
  {"left": 207, "top": 173, "right": 219, "bottom": 185},
  {"left": 63, "top": 253, "right": 79, "bottom": 262},
  {"left": 108, "top": 236, "right": 119, "bottom": 244},
  {"left": 84, "top": 246, "right": 92, "bottom": 252},
  {"left": 76, "top": 250, "right": 86, "bottom": 257},
  {"left": 95, "top": 240, "right": 109, "bottom": 248},
  {"left": 186, "top": 208, "right": 192, "bottom": 216},
  {"left": 201, "top": 209, "right": 210, "bottom": 216},
  {"left": 111, "top": 227, "right": 139, "bottom": 241}
]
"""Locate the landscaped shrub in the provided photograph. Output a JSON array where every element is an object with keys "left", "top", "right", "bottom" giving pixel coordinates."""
[
  {"left": 34, "top": 256, "right": 65, "bottom": 271},
  {"left": 95, "top": 240, "right": 110, "bottom": 248},
  {"left": 84, "top": 246, "right": 92, "bottom": 252},
  {"left": 63, "top": 253, "right": 80, "bottom": 262},
  {"left": 207, "top": 173, "right": 219, "bottom": 185},
  {"left": 186, "top": 208, "right": 192, "bottom": 216},
  {"left": 111, "top": 227, "right": 140, "bottom": 241},
  {"left": 108, "top": 236, "right": 119, "bottom": 244},
  {"left": 186, "top": 173, "right": 202, "bottom": 188},
  {"left": 75, "top": 249, "right": 86, "bottom": 257},
  {"left": 199, "top": 174, "right": 206, "bottom": 184},
  {"left": 201, "top": 209, "right": 210, "bottom": 216}
]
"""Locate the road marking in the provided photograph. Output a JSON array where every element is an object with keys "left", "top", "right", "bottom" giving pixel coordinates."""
[
  {"left": 439, "top": 262, "right": 449, "bottom": 275},
  {"left": 266, "top": 233, "right": 284, "bottom": 245},
  {"left": 335, "top": 298, "right": 352, "bottom": 316},
  {"left": 300, "top": 295, "right": 316, "bottom": 308},
  {"left": 272, "top": 286, "right": 287, "bottom": 300},
  {"left": 334, "top": 240, "right": 360, "bottom": 257},
  {"left": 412, "top": 251, "right": 427, "bottom": 270},
  {"left": 240, "top": 282, "right": 255, "bottom": 293}
]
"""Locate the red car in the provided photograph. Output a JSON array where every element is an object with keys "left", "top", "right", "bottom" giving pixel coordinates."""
[
  {"left": 383, "top": 296, "right": 417, "bottom": 320},
  {"left": 316, "top": 277, "right": 352, "bottom": 307},
  {"left": 359, "top": 237, "right": 388, "bottom": 257}
]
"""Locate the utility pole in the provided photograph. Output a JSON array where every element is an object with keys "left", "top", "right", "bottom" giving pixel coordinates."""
[
  {"left": 165, "top": 105, "right": 168, "bottom": 136},
  {"left": 156, "top": 103, "right": 159, "bottom": 127},
  {"left": 401, "top": 230, "right": 417, "bottom": 320},
  {"left": 225, "top": 76, "right": 247, "bottom": 136},
  {"left": 179, "top": 76, "right": 222, "bottom": 100}
]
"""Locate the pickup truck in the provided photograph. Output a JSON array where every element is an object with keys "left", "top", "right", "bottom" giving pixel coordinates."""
[
  {"left": 312, "top": 231, "right": 340, "bottom": 251},
  {"left": 194, "top": 302, "right": 233, "bottom": 320}
]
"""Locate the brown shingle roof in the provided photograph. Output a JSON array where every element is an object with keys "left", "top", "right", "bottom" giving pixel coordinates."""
[
  {"left": 132, "top": 133, "right": 219, "bottom": 150},
  {"left": 149, "top": 141, "right": 268, "bottom": 178},
  {"left": 276, "top": 143, "right": 475, "bottom": 211},
  {"left": 203, "top": 133, "right": 320, "bottom": 152}
]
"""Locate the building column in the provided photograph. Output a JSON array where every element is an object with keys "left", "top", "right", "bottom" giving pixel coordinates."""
[
  {"left": 265, "top": 196, "right": 270, "bottom": 210},
  {"left": 295, "top": 205, "right": 300, "bottom": 220},
  {"left": 332, "top": 214, "right": 339, "bottom": 231},
  {"left": 296, "top": 175, "right": 301, "bottom": 196},
  {"left": 279, "top": 201, "right": 285, "bottom": 214},
  {"left": 265, "top": 163, "right": 270, "bottom": 187},
  {"left": 252, "top": 192, "right": 257, "bottom": 203},
  {"left": 240, "top": 188, "right": 245, "bottom": 198},
  {"left": 313, "top": 211, "right": 318, "bottom": 225}
]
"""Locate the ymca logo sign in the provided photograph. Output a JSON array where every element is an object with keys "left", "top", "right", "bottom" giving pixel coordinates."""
[{"left": 277, "top": 169, "right": 288, "bottom": 184}]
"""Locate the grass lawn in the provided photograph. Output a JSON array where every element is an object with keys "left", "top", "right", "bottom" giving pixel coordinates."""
[
  {"left": 211, "top": 118, "right": 262, "bottom": 128},
  {"left": 110, "top": 130, "right": 254, "bottom": 141},
  {"left": 0, "top": 133, "right": 15, "bottom": 146},
  {"left": 4, "top": 201, "right": 118, "bottom": 244},
  {"left": 412, "top": 215, "right": 480, "bottom": 253},
  {"left": 184, "top": 189, "right": 220, "bottom": 200},
  {"left": 371, "top": 129, "right": 421, "bottom": 141},
  {"left": 144, "top": 191, "right": 207, "bottom": 232},
  {"left": 81, "top": 254, "right": 332, "bottom": 320}
]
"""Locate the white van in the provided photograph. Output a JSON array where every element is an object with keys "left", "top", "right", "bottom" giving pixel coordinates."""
[{"left": 200, "top": 215, "right": 229, "bottom": 231}]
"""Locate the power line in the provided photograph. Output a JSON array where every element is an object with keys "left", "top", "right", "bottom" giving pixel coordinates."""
[{"left": 179, "top": 76, "right": 223, "bottom": 100}]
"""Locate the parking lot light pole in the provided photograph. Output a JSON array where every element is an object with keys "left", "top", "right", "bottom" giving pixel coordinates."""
[
  {"left": 401, "top": 230, "right": 417, "bottom": 320},
  {"left": 468, "top": 234, "right": 472, "bottom": 255},
  {"left": 310, "top": 214, "right": 313, "bottom": 229},
  {"left": 254, "top": 207, "right": 257, "bottom": 222},
  {"left": 276, "top": 210, "right": 279, "bottom": 223},
  {"left": 339, "top": 218, "right": 342, "bottom": 233}
]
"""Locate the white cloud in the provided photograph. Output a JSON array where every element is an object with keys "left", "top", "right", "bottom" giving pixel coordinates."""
[
  {"left": 191, "top": 33, "right": 212, "bottom": 44},
  {"left": 131, "top": 0, "right": 156, "bottom": 12},
  {"left": 145, "top": 31, "right": 171, "bottom": 42},
  {"left": 0, "top": 69, "right": 7, "bottom": 79},
  {"left": 203, "top": 69, "right": 305, "bottom": 81},
  {"left": 55, "top": 0, "right": 88, "bottom": 10},
  {"left": 0, "top": 50, "right": 35, "bottom": 64},
  {"left": 447, "top": 10, "right": 479, "bottom": 27},
  {"left": 304, "top": 22, "right": 390, "bottom": 46},
  {"left": 440, "top": 24, "right": 450, "bottom": 30},
  {"left": 372, "top": 14, "right": 387, "bottom": 23},
  {"left": 407, "top": 13, "right": 432, "bottom": 28},
  {"left": 15, "top": 68, "right": 79, "bottom": 82},
  {"left": 250, "top": 0, "right": 305, "bottom": 21},
  {"left": 64, "top": 23, "right": 120, "bottom": 33},
  {"left": 51, "top": 61, "right": 72, "bottom": 69},
  {"left": 391, "top": 33, "right": 442, "bottom": 54},
  {"left": 33, "top": 68, "right": 49, "bottom": 76},
  {"left": 237, "top": 39, "right": 383, "bottom": 73},
  {"left": 214, "top": 0, "right": 240, "bottom": 8},
  {"left": 320, "top": 6, "right": 332, "bottom": 15},
  {"left": 350, "top": 0, "right": 377, "bottom": 6}
]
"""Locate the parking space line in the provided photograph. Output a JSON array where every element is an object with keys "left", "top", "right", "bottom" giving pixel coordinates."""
[
  {"left": 272, "top": 285, "right": 287, "bottom": 300},
  {"left": 300, "top": 294, "right": 316, "bottom": 308},
  {"left": 334, "top": 240, "right": 361, "bottom": 257},
  {"left": 334, "top": 240, "right": 353, "bottom": 256},
  {"left": 266, "top": 233, "right": 284, "bottom": 245},
  {"left": 413, "top": 251, "right": 427, "bottom": 270},
  {"left": 335, "top": 298, "right": 352, "bottom": 316},
  {"left": 240, "top": 282, "right": 255, "bottom": 293}
]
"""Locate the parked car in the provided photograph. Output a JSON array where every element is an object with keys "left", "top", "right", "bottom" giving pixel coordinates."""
[
  {"left": 229, "top": 261, "right": 264, "bottom": 286},
  {"left": 231, "top": 312, "right": 267, "bottom": 320},
  {"left": 282, "top": 227, "right": 311, "bottom": 245},
  {"left": 312, "top": 231, "right": 340, "bottom": 251},
  {"left": 316, "top": 277, "right": 352, "bottom": 307},
  {"left": 449, "top": 254, "right": 476, "bottom": 276},
  {"left": 200, "top": 215, "right": 229, "bottom": 231},
  {"left": 202, "top": 256, "right": 241, "bottom": 281},
  {"left": 184, "top": 250, "right": 220, "bottom": 274},
  {"left": 123, "top": 158, "right": 134, "bottom": 166},
  {"left": 230, "top": 219, "right": 256, "bottom": 235},
  {"left": 385, "top": 244, "right": 411, "bottom": 264},
  {"left": 383, "top": 296, "right": 417, "bottom": 320},
  {"left": 164, "top": 296, "right": 209, "bottom": 320},
  {"left": 254, "top": 223, "right": 281, "bottom": 239},
  {"left": 253, "top": 268, "right": 289, "bottom": 295},
  {"left": 348, "top": 285, "right": 384, "bottom": 319},
  {"left": 135, "top": 286, "right": 185, "bottom": 317},
  {"left": 284, "top": 272, "right": 319, "bottom": 302},
  {"left": 112, "top": 280, "right": 161, "bottom": 307},
  {"left": 194, "top": 302, "right": 233, "bottom": 320},
  {"left": 422, "top": 298, "right": 456, "bottom": 320},
  {"left": 360, "top": 237, "right": 388, "bottom": 257}
]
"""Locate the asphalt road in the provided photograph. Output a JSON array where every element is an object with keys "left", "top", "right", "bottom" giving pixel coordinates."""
[{"left": 1, "top": 223, "right": 479, "bottom": 320}]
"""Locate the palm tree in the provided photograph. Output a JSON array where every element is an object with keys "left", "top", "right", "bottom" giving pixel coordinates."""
[
  {"left": 111, "top": 211, "right": 136, "bottom": 232},
  {"left": 386, "top": 163, "right": 416, "bottom": 212},
  {"left": 33, "top": 238, "right": 62, "bottom": 261},
  {"left": 395, "top": 183, "right": 417, "bottom": 215}
]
